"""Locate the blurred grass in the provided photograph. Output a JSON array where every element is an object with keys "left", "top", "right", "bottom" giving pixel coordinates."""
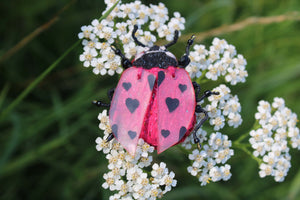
[{"left": 0, "top": 0, "right": 300, "bottom": 199}]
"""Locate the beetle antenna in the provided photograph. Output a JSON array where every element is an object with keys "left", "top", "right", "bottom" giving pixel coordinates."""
[
  {"left": 185, "top": 35, "right": 195, "bottom": 57},
  {"left": 164, "top": 30, "right": 179, "bottom": 49},
  {"left": 178, "top": 35, "right": 196, "bottom": 68},
  {"left": 132, "top": 25, "right": 146, "bottom": 47}
]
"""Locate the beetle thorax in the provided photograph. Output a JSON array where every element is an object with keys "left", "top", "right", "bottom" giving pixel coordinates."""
[{"left": 132, "top": 45, "right": 178, "bottom": 69}]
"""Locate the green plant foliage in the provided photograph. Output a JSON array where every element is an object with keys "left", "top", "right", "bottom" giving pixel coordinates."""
[{"left": 0, "top": 0, "right": 299, "bottom": 199}]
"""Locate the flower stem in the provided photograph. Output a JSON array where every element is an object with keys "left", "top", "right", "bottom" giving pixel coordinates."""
[
  {"left": 179, "top": 11, "right": 300, "bottom": 42},
  {"left": 235, "top": 120, "right": 260, "bottom": 143},
  {"left": 98, "top": 0, "right": 120, "bottom": 21},
  {"left": 233, "top": 142, "right": 262, "bottom": 164},
  {"left": 196, "top": 69, "right": 208, "bottom": 83},
  {"left": 235, "top": 130, "right": 250, "bottom": 143},
  {"left": 232, "top": 120, "right": 263, "bottom": 164},
  {"left": 176, "top": 145, "right": 192, "bottom": 155}
]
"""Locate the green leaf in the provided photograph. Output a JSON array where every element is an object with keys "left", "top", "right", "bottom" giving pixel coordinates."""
[{"left": 288, "top": 169, "right": 300, "bottom": 200}]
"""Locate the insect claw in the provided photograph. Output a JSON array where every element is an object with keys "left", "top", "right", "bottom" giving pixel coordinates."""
[
  {"left": 190, "top": 35, "right": 196, "bottom": 42},
  {"left": 111, "top": 46, "right": 119, "bottom": 54},
  {"left": 187, "top": 35, "right": 196, "bottom": 46},
  {"left": 197, "top": 142, "right": 201, "bottom": 150},
  {"left": 92, "top": 100, "right": 103, "bottom": 107}
]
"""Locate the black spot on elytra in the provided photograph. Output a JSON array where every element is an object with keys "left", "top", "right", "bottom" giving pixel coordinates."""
[
  {"left": 165, "top": 97, "right": 179, "bottom": 112},
  {"left": 125, "top": 98, "right": 140, "bottom": 113},
  {"left": 179, "top": 126, "right": 187, "bottom": 141},
  {"left": 112, "top": 124, "right": 118, "bottom": 139},
  {"left": 128, "top": 131, "right": 137, "bottom": 139},
  {"left": 158, "top": 71, "right": 165, "bottom": 87},
  {"left": 122, "top": 82, "right": 131, "bottom": 91},
  {"left": 178, "top": 84, "right": 187, "bottom": 93},
  {"left": 161, "top": 129, "right": 170, "bottom": 138},
  {"left": 147, "top": 74, "right": 155, "bottom": 90}
]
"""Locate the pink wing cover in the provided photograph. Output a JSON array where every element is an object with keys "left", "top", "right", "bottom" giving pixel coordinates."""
[
  {"left": 157, "top": 67, "right": 196, "bottom": 153},
  {"left": 109, "top": 67, "right": 156, "bottom": 155}
]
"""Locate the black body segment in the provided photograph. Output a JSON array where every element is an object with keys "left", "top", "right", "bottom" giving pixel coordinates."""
[{"left": 132, "top": 51, "right": 178, "bottom": 69}]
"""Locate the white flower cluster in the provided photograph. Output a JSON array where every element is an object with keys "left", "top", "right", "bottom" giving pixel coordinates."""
[
  {"left": 205, "top": 84, "right": 243, "bottom": 130},
  {"left": 249, "top": 97, "right": 299, "bottom": 182},
  {"left": 180, "top": 128, "right": 207, "bottom": 150},
  {"left": 96, "top": 109, "right": 177, "bottom": 199},
  {"left": 78, "top": 0, "right": 185, "bottom": 75},
  {"left": 186, "top": 38, "right": 248, "bottom": 85},
  {"left": 186, "top": 131, "right": 234, "bottom": 186},
  {"left": 87, "top": 0, "right": 251, "bottom": 195}
]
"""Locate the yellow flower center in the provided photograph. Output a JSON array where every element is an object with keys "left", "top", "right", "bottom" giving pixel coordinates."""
[
  {"left": 107, "top": 52, "right": 116, "bottom": 60},
  {"left": 151, "top": 189, "right": 159, "bottom": 197},
  {"left": 164, "top": 176, "right": 173, "bottom": 186},
  {"left": 85, "top": 53, "right": 92, "bottom": 61},
  {"left": 110, "top": 62, "right": 119, "bottom": 70},
  {"left": 141, "top": 178, "right": 149, "bottom": 186},
  {"left": 163, "top": 28, "right": 171, "bottom": 36},
  {"left": 83, "top": 30, "right": 90, "bottom": 38},
  {"left": 106, "top": 177, "right": 114, "bottom": 185},
  {"left": 214, "top": 117, "right": 223, "bottom": 126}
]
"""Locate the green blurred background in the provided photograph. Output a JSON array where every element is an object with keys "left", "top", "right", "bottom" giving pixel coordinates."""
[{"left": 0, "top": 0, "right": 300, "bottom": 199}]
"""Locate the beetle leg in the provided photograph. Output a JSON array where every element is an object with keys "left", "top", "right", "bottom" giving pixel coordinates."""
[
  {"left": 93, "top": 88, "right": 115, "bottom": 108},
  {"left": 198, "top": 90, "right": 219, "bottom": 102},
  {"left": 192, "top": 81, "right": 201, "bottom": 102},
  {"left": 178, "top": 35, "right": 195, "bottom": 68},
  {"left": 111, "top": 46, "right": 132, "bottom": 69},
  {"left": 193, "top": 105, "right": 208, "bottom": 149},
  {"left": 92, "top": 100, "right": 110, "bottom": 107},
  {"left": 107, "top": 88, "right": 115, "bottom": 101},
  {"left": 192, "top": 90, "right": 219, "bottom": 149},
  {"left": 105, "top": 133, "right": 114, "bottom": 142},
  {"left": 93, "top": 88, "right": 115, "bottom": 142}
]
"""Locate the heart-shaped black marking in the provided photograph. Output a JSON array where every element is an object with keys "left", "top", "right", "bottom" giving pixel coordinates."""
[
  {"left": 158, "top": 71, "right": 165, "bottom": 87},
  {"left": 122, "top": 82, "right": 132, "bottom": 91},
  {"left": 147, "top": 74, "right": 155, "bottom": 90},
  {"left": 178, "top": 84, "right": 187, "bottom": 93},
  {"left": 179, "top": 126, "right": 187, "bottom": 141},
  {"left": 111, "top": 124, "right": 118, "bottom": 139},
  {"left": 125, "top": 98, "right": 140, "bottom": 113},
  {"left": 165, "top": 97, "right": 179, "bottom": 112},
  {"left": 128, "top": 130, "right": 137, "bottom": 139},
  {"left": 161, "top": 129, "right": 170, "bottom": 138}
]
